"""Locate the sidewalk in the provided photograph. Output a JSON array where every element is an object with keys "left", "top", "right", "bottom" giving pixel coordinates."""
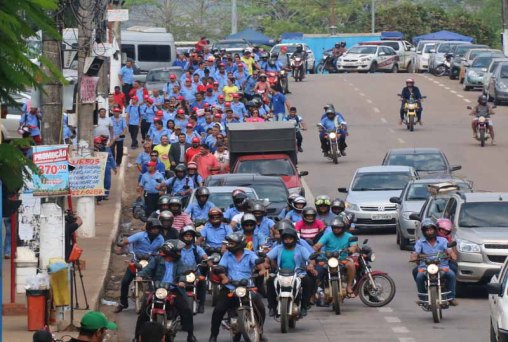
[{"left": 2, "top": 150, "right": 127, "bottom": 341}]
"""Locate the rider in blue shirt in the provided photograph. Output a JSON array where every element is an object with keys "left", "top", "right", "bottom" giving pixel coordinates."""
[
  {"left": 198, "top": 208, "right": 233, "bottom": 248},
  {"left": 319, "top": 106, "right": 348, "bottom": 157},
  {"left": 165, "top": 164, "right": 194, "bottom": 197},
  {"left": 284, "top": 196, "right": 306, "bottom": 224},
  {"left": 184, "top": 186, "right": 216, "bottom": 222},
  {"left": 251, "top": 202, "right": 275, "bottom": 240}
]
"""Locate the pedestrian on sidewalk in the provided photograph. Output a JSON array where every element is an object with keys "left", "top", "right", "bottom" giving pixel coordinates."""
[
  {"left": 111, "top": 107, "right": 127, "bottom": 166},
  {"left": 69, "top": 310, "right": 117, "bottom": 342},
  {"left": 138, "top": 161, "right": 165, "bottom": 217}
]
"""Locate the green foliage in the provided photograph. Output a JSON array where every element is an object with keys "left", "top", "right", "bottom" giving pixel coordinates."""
[
  {"left": 0, "top": 0, "right": 61, "bottom": 106},
  {"left": 0, "top": 140, "right": 38, "bottom": 192}
]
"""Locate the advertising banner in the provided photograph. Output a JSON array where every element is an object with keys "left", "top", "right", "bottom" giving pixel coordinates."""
[
  {"left": 32, "top": 145, "right": 70, "bottom": 196},
  {"left": 69, "top": 152, "right": 107, "bottom": 197}
]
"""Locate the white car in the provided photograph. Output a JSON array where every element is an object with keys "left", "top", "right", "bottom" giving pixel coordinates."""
[
  {"left": 270, "top": 43, "right": 315, "bottom": 74},
  {"left": 488, "top": 258, "right": 508, "bottom": 342},
  {"left": 337, "top": 45, "right": 400, "bottom": 73},
  {"left": 1, "top": 92, "right": 30, "bottom": 142}
]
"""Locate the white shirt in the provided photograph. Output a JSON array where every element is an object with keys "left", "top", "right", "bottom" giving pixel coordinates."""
[{"left": 94, "top": 116, "right": 112, "bottom": 137}]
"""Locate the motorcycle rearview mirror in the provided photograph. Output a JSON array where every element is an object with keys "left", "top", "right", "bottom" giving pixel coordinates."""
[
  {"left": 451, "top": 165, "right": 462, "bottom": 172},
  {"left": 363, "top": 239, "right": 368, "bottom": 245},
  {"left": 389, "top": 197, "right": 401, "bottom": 204},
  {"left": 348, "top": 236, "right": 358, "bottom": 243},
  {"left": 447, "top": 241, "right": 457, "bottom": 248},
  {"left": 338, "top": 187, "right": 348, "bottom": 193},
  {"left": 487, "top": 282, "right": 503, "bottom": 296},
  {"left": 299, "top": 171, "right": 309, "bottom": 177}
]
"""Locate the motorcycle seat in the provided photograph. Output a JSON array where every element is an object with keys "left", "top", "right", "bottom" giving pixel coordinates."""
[{"left": 278, "top": 269, "right": 295, "bottom": 276}]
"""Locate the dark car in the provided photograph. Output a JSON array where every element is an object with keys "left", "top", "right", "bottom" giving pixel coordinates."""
[
  {"left": 449, "top": 44, "right": 489, "bottom": 80},
  {"left": 205, "top": 174, "right": 289, "bottom": 217},
  {"left": 382, "top": 148, "right": 461, "bottom": 177}
]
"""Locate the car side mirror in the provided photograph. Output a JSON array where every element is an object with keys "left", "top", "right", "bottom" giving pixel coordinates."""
[
  {"left": 299, "top": 171, "right": 309, "bottom": 177},
  {"left": 451, "top": 165, "right": 462, "bottom": 172},
  {"left": 389, "top": 197, "right": 401, "bottom": 204},
  {"left": 409, "top": 213, "right": 421, "bottom": 221},
  {"left": 447, "top": 241, "right": 457, "bottom": 248},
  {"left": 338, "top": 187, "right": 348, "bottom": 193},
  {"left": 487, "top": 282, "right": 503, "bottom": 296},
  {"left": 349, "top": 236, "right": 359, "bottom": 243}
]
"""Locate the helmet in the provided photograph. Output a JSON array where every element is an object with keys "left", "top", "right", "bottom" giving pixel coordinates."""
[
  {"left": 168, "top": 197, "right": 182, "bottom": 214},
  {"left": 335, "top": 43, "right": 340, "bottom": 48},
  {"left": 302, "top": 207, "right": 317, "bottom": 223},
  {"left": 159, "top": 239, "right": 185, "bottom": 259},
  {"left": 196, "top": 186, "right": 210, "bottom": 198},
  {"left": 146, "top": 217, "right": 162, "bottom": 230},
  {"left": 315, "top": 195, "right": 331, "bottom": 209},
  {"left": 421, "top": 218, "right": 438, "bottom": 239},
  {"left": 271, "top": 52, "right": 279, "bottom": 59},
  {"left": 287, "top": 193, "right": 299, "bottom": 207},
  {"left": 340, "top": 41, "right": 346, "bottom": 47},
  {"left": 325, "top": 107, "right": 335, "bottom": 115},
  {"left": 232, "top": 189, "right": 248, "bottom": 208},
  {"left": 159, "top": 210, "right": 174, "bottom": 228},
  {"left": 208, "top": 207, "right": 223, "bottom": 225},
  {"left": 225, "top": 232, "right": 247, "bottom": 252},
  {"left": 478, "top": 95, "right": 488, "bottom": 105},
  {"left": 330, "top": 215, "right": 348, "bottom": 235},
  {"left": 251, "top": 202, "right": 266, "bottom": 220},
  {"left": 437, "top": 218, "right": 453, "bottom": 234},
  {"left": 331, "top": 199, "right": 346, "bottom": 214},
  {"left": 250, "top": 97, "right": 262, "bottom": 108},
  {"left": 187, "top": 161, "right": 198, "bottom": 170},
  {"left": 406, "top": 78, "right": 415, "bottom": 85},
  {"left": 179, "top": 225, "right": 197, "bottom": 244},
  {"left": 281, "top": 228, "right": 298, "bottom": 248},
  {"left": 158, "top": 195, "right": 171, "bottom": 207},
  {"left": 296, "top": 44, "right": 303, "bottom": 51},
  {"left": 291, "top": 196, "right": 307, "bottom": 212},
  {"left": 174, "top": 164, "right": 187, "bottom": 173},
  {"left": 241, "top": 213, "right": 257, "bottom": 232},
  {"left": 274, "top": 219, "right": 294, "bottom": 232}
]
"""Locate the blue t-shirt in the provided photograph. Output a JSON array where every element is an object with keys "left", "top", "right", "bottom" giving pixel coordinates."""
[
  {"left": 119, "top": 66, "right": 134, "bottom": 84},
  {"left": 201, "top": 223, "right": 233, "bottom": 248},
  {"left": 126, "top": 105, "right": 141, "bottom": 125},
  {"left": 139, "top": 172, "right": 164, "bottom": 193},
  {"left": 317, "top": 231, "right": 357, "bottom": 259},
  {"left": 280, "top": 249, "right": 296, "bottom": 270},
  {"left": 271, "top": 93, "right": 286, "bottom": 115},
  {"left": 127, "top": 231, "right": 164, "bottom": 255},
  {"left": 162, "top": 261, "right": 175, "bottom": 283},
  {"left": 219, "top": 250, "right": 258, "bottom": 289},
  {"left": 111, "top": 116, "right": 126, "bottom": 141},
  {"left": 181, "top": 245, "right": 206, "bottom": 267}
]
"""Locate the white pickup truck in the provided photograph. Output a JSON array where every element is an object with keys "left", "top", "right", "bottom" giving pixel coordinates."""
[{"left": 359, "top": 40, "right": 417, "bottom": 72}]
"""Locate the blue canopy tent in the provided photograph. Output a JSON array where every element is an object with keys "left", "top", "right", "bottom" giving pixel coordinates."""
[
  {"left": 412, "top": 30, "right": 475, "bottom": 44},
  {"left": 226, "top": 28, "right": 276, "bottom": 46}
]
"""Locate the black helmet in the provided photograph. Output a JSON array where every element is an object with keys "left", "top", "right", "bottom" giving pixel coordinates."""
[
  {"left": 159, "top": 210, "right": 174, "bottom": 228},
  {"left": 421, "top": 218, "right": 438, "bottom": 239},
  {"left": 147, "top": 217, "right": 162, "bottom": 230},
  {"left": 340, "top": 41, "right": 346, "bottom": 47},
  {"left": 331, "top": 199, "right": 346, "bottom": 214},
  {"left": 326, "top": 107, "right": 335, "bottom": 115},
  {"left": 302, "top": 207, "right": 317, "bottom": 223},
  {"left": 271, "top": 52, "right": 279, "bottom": 59},
  {"left": 330, "top": 216, "right": 347, "bottom": 235},
  {"left": 196, "top": 186, "right": 210, "bottom": 197},
  {"left": 175, "top": 163, "right": 187, "bottom": 173},
  {"left": 179, "top": 225, "right": 197, "bottom": 244},
  {"left": 168, "top": 197, "right": 182, "bottom": 214},
  {"left": 250, "top": 97, "right": 262, "bottom": 108},
  {"left": 232, "top": 189, "right": 248, "bottom": 208},
  {"left": 281, "top": 228, "right": 298, "bottom": 248},
  {"left": 335, "top": 43, "right": 340, "bottom": 48},
  {"left": 251, "top": 201, "right": 266, "bottom": 220},
  {"left": 158, "top": 195, "right": 171, "bottom": 207},
  {"left": 296, "top": 44, "right": 303, "bottom": 51},
  {"left": 291, "top": 196, "right": 307, "bottom": 212},
  {"left": 159, "top": 239, "right": 185, "bottom": 259},
  {"left": 241, "top": 213, "right": 257, "bottom": 232},
  {"left": 274, "top": 219, "right": 294, "bottom": 232},
  {"left": 225, "top": 232, "right": 247, "bottom": 252},
  {"left": 208, "top": 207, "right": 223, "bottom": 225},
  {"left": 478, "top": 95, "right": 487, "bottom": 105}
]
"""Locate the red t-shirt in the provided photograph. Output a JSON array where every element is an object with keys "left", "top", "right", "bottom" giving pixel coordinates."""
[
  {"left": 191, "top": 153, "right": 220, "bottom": 180},
  {"left": 113, "top": 92, "right": 125, "bottom": 109},
  {"left": 295, "top": 219, "right": 325, "bottom": 239}
]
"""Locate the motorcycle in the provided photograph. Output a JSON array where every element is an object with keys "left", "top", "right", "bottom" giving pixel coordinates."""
[
  {"left": 273, "top": 268, "right": 303, "bottom": 333},
  {"left": 290, "top": 55, "right": 305, "bottom": 82},
  {"left": 412, "top": 242, "right": 456, "bottom": 323},
  {"left": 129, "top": 253, "right": 151, "bottom": 313},
  {"left": 147, "top": 281, "right": 181, "bottom": 341},
  {"left": 317, "top": 123, "right": 344, "bottom": 164},
  {"left": 204, "top": 247, "right": 223, "bottom": 306},
  {"left": 433, "top": 53, "right": 454, "bottom": 77},
  {"left": 398, "top": 94, "right": 426, "bottom": 132},
  {"left": 316, "top": 54, "right": 338, "bottom": 74},
  {"left": 468, "top": 105, "right": 495, "bottom": 147}
]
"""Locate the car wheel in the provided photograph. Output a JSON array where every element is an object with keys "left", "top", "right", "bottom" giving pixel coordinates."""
[
  {"left": 369, "top": 62, "right": 377, "bottom": 73},
  {"left": 399, "top": 234, "right": 410, "bottom": 251},
  {"left": 396, "top": 230, "right": 401, "bottom": 245},
  {"left": 390, "top": 64, "right": 399, "bottom": 73},
  {"left": 309, "top": 62, "right": 315, "bottom": 74},
  {"left": 463, "top": 82, "right": 471, "bottom": 91}
]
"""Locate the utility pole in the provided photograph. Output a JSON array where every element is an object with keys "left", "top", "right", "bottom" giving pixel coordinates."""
[
  {"left": 97, "top": 0, "right": 109, "bottom": 110},
  {"left": 371, "top": 0, "right": 375, "bottom": 34},
  {"left": 503, "top": 0, "right": 508, "bottom": 55},
  {"left": 76, "top": 0, "right": 98, "bottom": 237},
  {"left": 231, "top": 0, "right": 237, "bottom": 34}
]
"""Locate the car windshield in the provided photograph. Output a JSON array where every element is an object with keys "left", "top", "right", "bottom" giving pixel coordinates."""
[
  {"left": 386, "top": 153, "right": 447, "bottom": 172},
  {"left": 272, "top": 45, "right": 299, "bottom": 54},
  {"left": 248, "top": 183, "right": 287, "bottom": 203},
  {"left": 190, "top": 190, "right": 256, "bottom": 210},
  {"left": 459, "top": 202, "right": 508, "bottom": 228},
  {"left": 437, "top": 44, "right": 451, "bottom": 53},
  {"left": 214, "top": 41, "right": 248, "bottom": 49},
  {"left": 405, "top": 184, "right": 430, "bottom": 201},
  {"left": 472, "top": 57, "right": 492, "bottom": 68},
  {"left": 499, "top": 65, "right": 508, "bottom": 78},
  {"left": 427, "top": 197, "right": 448, "bottom": 219},
  {"left": 469, "top": 50, "right": 489, "bottom": 61},
  {"left": 146, "top": 69, "right": 183, "bottom": 82},
  {"left": 351, "top": 172, "right": 411, "bottom": 191},
  {"left": 423, "top": 44, "right": 435, "bottom": 53},
  {"left": 348, "top": 46, "right": 377, "bottom": 55},
  {"left": 236, "top": 159, "right": 295, "bottom": 176}
]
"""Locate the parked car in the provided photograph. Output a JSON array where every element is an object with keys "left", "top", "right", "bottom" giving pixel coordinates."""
[
  {"left": 205, "top": 174, "right": 289, "bottom": 218},
  {"left": 270, "top": 43, "right": 316, "bottom": 74},
  {"left": 338, "top": 166, "right": 418, "bottom": 231},
  {"left": 359, "top": 40, "right": 416, "bottom": 72},
  {"left": 416, "top": 42, "right": 439, "bottom": 73},
  {"left": 337, "top": 45, "right": 399, "bottom": 73},
  {"left": 185, "top": 186, "right": 258, "bottom": 213},
  {"left": 464, "top": 52, "right": 506, "bottom": 91},
  {"left": 487, "top": 258, "right": 508, "bottom": 342},
  {"left": 483, "top": 58, "right": 508, "bottom": 96},
  {"left": 486, "top": 62, "right": 508, "bottom": 105},
  {"left": 449, "top": 44, "right": 489, "bottom": 80},
  {"left": 391, "top": 179, "right": 472, "bottom": 250},
  {"left": 381, "top": 148, "right": 461, "bottom": 178},
  {"left": 428, "top": 41, "right": 471, "bottom": 74},
  {"left": 211, "top": 39, "right": 252, "bottom": 54},
  {"left": 144, "top": 66, "right": 184, "bottom": 92},
  {"left": 460, "top": 48, "right": 500, "bottom": 83}
]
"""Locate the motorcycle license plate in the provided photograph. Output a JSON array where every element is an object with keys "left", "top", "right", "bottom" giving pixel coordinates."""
[{"left": 372, "top": 214, "right": 391, "bottom": 220}]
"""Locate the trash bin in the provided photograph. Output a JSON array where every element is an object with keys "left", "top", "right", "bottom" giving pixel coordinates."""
[{"left": 26, "top": 289, "right": 49, "bottom": 331}]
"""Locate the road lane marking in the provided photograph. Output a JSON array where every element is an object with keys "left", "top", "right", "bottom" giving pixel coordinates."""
[
  {"left": 439, "top": 84, "right": 445, "bottom": 87},
  {"left": 398, "top": 138, "right": 405, "bottom": 144},
  {"left": 457, "top": 94, "right": 464, "bottom": 98},
  {"left": 354, "top": 88, "right": 360, "bottom": 91},
  {"left": 359, "top": 93, "right": 366, "bottom": 97},
  {"left": 373, "top": 107, "right": 380, "bottom": 113},
  {"left": 392, "top": 326, "right": 410, "bottom": 334},
  {"left": 367, "top": 99, "right": 373, "bottom": 104},
  {"left": 399, "top": 338, "right": 416, "bottom": 342},
  {"left": 384, "top": 316, "right": 401, "bottom": 323},
  {"left": 450, "top": 90, "right": 457, "bottom": 94},
  {"left": 445, "top": 87, "right": 450, "bottom": 90},
  {"left": 381, "top": 118, "right": 387, "bottom": 124},
  {"left": 378, "top": 307, "right": 393, "bottom": 313},
  {"left": 389, "top": 128, "right": 395, "bottom": 133},
  {"left": 349, "top": 83, "right": 354, "bottom": 86},
  {"left": 433, "top": 80, "right": 440, "bottom": 84},
  {"left": 464, "top": 99, "right": 471, "bottom": 103}
]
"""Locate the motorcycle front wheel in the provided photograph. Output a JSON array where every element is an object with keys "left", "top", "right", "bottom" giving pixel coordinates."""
[
  {"left": 134, "top": 282, "right": 145, "bottom": 314},
  {"left": 480, "top": 129, "right": 486, "bottom": 147},
  {"left": 238, "top": 309, "right": 260, "bottom": 342},
  {"left": 358, "top": 274, "right": 396, "bottom": 307},
  {"left": 316, "top": 63, "right": 325, "bottom": 74},
  {"left": 408, "top": 115, "right": 415, "bottom": 132},
  {"left": 280, "top": 297, "right": 290, "bottom": 333},
  {"left": 211, "top": 283, "right": 220, "bottom": 307},
  {"left": 331, "top": 281, "right": 341, "bottom": 315},
  {"left": 430, "top": 286, "right": 441, "bottom": 323},
  {"left": 330, "top": 143, "right": 338, "bottom": 164},
  {"left": 434, "top": 65, "right": 446, "bottom": 77}
]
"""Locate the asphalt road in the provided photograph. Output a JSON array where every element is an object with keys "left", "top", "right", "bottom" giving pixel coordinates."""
[{"left": 113, "top": 72, "right": 508, "bottom": 342}]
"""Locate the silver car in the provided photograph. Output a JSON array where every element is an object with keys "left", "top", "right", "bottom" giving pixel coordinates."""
[
  {"left": 185, "top": 186, "right": 258, "bottom": 215},
  {"left": 144, "top": 66, "right": 184, "bottom": 93},
  {"left": 338, "top": 166, "right": 418, "bottom": 231}
]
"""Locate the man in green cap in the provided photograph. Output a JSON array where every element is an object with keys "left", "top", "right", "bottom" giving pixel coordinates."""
[{"left": 70, "top": 311, "right": 117, "bottom": 342}]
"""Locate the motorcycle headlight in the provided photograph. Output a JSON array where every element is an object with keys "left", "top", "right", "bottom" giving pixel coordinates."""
[
  {"left": 457, "top": 239, "right": 481, "bottom": 253},
  {"left": 235, "top": 286, "right": 247, "bottom": 298},
  {"left": 186, "top": 273, "right": 196, "bottom": 283},
  {"left": 328, "top": 257, "right": 339, "bottom": 268},
  {"left": 139, "top": 260, "right": 149, "bottom": 268},
  {"left": 280, "top": 70, "right": 286, "bottom": 75},
  {"left": 427, "top": 264, "right": 439, "bottom": 275},
  {"left": 328, "top": 132, "right": 337, "bottom": 139},
  {"left": 278, "top": 276, "right": 293, "bottom": 287},
  {"left": 370, "top": 253, "right": 376, "bottom": 262},
  {"left": 155, "top": 288, "right": 168, "bottom": 300},
  {"left": 346, "top": 202, "right": 359, "bottom": 211},
  {"left": 407, "top": 104, "right": 417, "bottom": 110},
  {"left": 478, "top": 116, "right": 486, "bottom": 123}
]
